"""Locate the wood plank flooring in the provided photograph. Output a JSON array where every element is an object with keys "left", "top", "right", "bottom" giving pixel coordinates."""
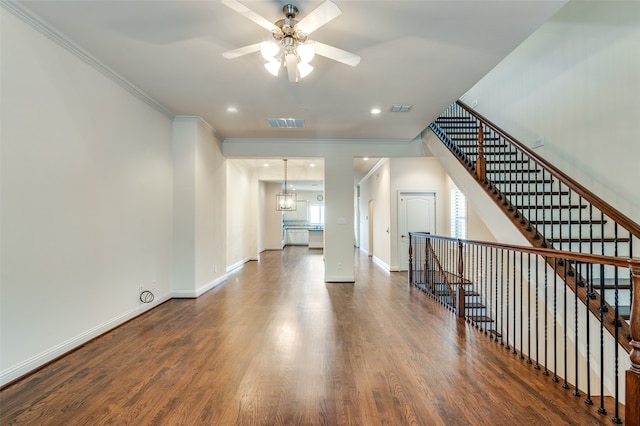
[{"left": 0, "top": 247, "right": 622, "bottom": 425}]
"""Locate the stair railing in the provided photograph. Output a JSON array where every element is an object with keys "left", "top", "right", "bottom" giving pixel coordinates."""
[
  {"left": 409, "top": 232, "right": 640, "bottom": 424},
  {"left": 429, "top": 100, "right": 639, "bottom": 356},
  {"left": 430, "top": 101, "right": 640, "bottom": 257}
]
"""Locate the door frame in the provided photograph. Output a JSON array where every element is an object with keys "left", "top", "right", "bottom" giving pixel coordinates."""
[{"left": 397, "top": 191, "right": 436, "bottom": 271}]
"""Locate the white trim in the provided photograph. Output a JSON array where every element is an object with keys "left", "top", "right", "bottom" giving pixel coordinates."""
[
  {"left": 357, "top": 158, "right": 388, "bottom": 187},
  {"left": 223, "top": 138, "right": 415, "bottom": 145},
  {"left": 1, "top": 0, "right": 174, "bottom": 119},
  {"left": 226, "top": 256, "right": 258, "bottom": 273},
  {"left": 172, "top": 275, "right": 229, "bottom": 298},
  {"left": 324, "top": 275, "right": 355, "bottom": 283},
  {"left": 0, "top": 292, "right": 171, "bottom": 387},
  {"left": 372, "top": 256, "right": 391, "bottom": 272},
  {"left": 174, "top": 115, "right": 216, "bottom": 135}
]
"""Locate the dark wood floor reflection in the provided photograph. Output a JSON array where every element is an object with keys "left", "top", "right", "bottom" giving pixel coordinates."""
[{"left": 1, "top": 247, "right": 619, "bottom": 425}]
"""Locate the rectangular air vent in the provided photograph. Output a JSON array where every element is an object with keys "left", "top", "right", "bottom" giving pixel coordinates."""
[
  {"left": 389, "top": 104, "right": 413, "bottom": 112},
  {"left": 268, "top": 118, "right": 305, "bottom": 129}
]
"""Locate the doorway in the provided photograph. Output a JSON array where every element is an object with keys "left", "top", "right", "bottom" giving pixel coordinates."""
[{"left": 398, "top": 192, "right": 435, "bottom": 271}]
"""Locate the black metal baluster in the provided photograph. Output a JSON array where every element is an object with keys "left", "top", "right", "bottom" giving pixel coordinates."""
[
  {"left": 543, "top": 256, "right": 549, "bottom": 376},
  {"left": 489, "top": 246, "right": 495, "bottom": 340},
  {"left": 541, "top": 169, "right": 548, "bottom": 248},
  {"left": 562, "top": 260, "right": 569, "bottom": 389},
  {"left": 483, "top": 245, "right": 488, "bottom": 335},
  {"left": 585, "top": 261, "right": 593, "bottom": 406},
  {"left": 520, "top": 251, "right": 525, "bottom": 359},
  {"left": 598, "top": 262, "right": 606, "bottom": 415},
  {"left": 612, "top": 227, "right": 621, "bottom": 424},
  {"left": 535, "top": 254, "right": 540, "bottom": 370},
  {"left": 505, "top": 250, "right": 510, "bottom": 350},
  {"left": 553, "top": 257, "right": 559, "bottom": 383},
  {"left": 512, "top": 251, "right": 517, "bottom": 355},
  {"left": 527, "top": 252, "right": 532, "bottom": 364},
  {"left": 573, "top": 260, "right": 580, "bottom": 397},
  {"left": 500, "top": 249, "right": 505, "bottom": 346}
]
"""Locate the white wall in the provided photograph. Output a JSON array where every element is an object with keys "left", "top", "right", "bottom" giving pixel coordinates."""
[
  {"left": 357, "top": 158, "right": 449, "bottom": 271},
  {"left": 1, "top": 11, "right": 174, "bottom": 385},
  {"left": 195, "top": 122, "right": 227, "bottom": 289},
  {"left": 358, "top": 160, "right": 391, "bottom": 267},
  {"left": 226, "top": 160, "right": 258, "bottom": 270},
  {"left": 389, "top": 158, "right": 448, "bottom": 270},
  {"left": 259, "top": 181, "right": 285, "bottom": 252},
  {"left": 464, "top": 0, "right": 640, "bottom": 223}
]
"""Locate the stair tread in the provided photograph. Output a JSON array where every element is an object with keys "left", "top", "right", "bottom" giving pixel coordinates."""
[
  {"left": 548, "top": 237, "right": 631, "bottom": 243},
  {"left": 501, "top": 191, "right": 569, "bottom": 196},
  {"left": 465, "top": 302, "right": 486, "bottom": 308},
  {"left": 530, "top": 219, "right": 608, "bottom": 225},
  {"left": 467, "top": 315, "right": 494, "bottom": 323},
  {"left": 519, "top": 204, "right": 587, "bottom": 209}
]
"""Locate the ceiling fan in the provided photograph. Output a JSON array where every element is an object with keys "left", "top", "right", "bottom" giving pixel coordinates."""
[{"left": 221, "top": 0, "right": 361, "bottom": 83}]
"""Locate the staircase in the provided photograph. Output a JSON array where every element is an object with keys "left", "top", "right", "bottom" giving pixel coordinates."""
[{"left": 429, "top": 101, "right": 640, "bottom": 327}]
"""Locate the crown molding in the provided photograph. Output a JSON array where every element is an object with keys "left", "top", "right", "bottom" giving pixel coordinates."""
[
  {"left": 1, "top": 0, "right": 174, "bottom": 119},
  {"left": 223, "top": 137, "right": 415, "bottom": 145},
  {"left": 174, "top": 115, "right": 216, "bottom": 135}
]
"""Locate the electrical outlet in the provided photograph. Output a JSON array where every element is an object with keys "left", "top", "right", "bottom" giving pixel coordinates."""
[
  {"left": 214, "top": 265, "right": 218, "bottom": 273},
  {"left": 338, "top": 262, "right": 343, "bottom": 270},
  {"left": 471, "top": 99, "right": 478, "bottom": 108}
]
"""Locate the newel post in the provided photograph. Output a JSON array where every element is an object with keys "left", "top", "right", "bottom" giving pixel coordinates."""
[
  {"left": 627, "top": 259, "right": 640, "bottom": 424},
  {"left": 408, "top": 233, "right": 413, "bottom": 285},
  {"left": 476, "top": 124, "right": 486, "bottom": 182},
  {"left": 456, "top": 239, "right": 465, "bottom": 318}
]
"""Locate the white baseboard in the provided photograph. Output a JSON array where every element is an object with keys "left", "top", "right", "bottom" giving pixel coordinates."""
[
  {"left": 324, "top": 275, "right": 355, "bottom": 283},
  {"left": 0, "top": 292, "right": 172, "bottom": 387},
  {"left": 226, "top": 256, "right": 257, "bottom": 273},
  {"left": 372, "top": 256, "right": 391, "bottom": 272},
  {"left": 172, "top": 274, "right": 229, "bottom": 298}
]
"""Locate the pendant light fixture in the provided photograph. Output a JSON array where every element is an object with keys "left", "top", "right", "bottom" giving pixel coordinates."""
[{"left": 276, "top": 159, "right": 297, "bottom": 211}]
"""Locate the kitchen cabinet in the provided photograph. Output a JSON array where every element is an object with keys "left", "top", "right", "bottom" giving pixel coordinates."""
[{"left": 286, "top": 229, "right": 309, "bottom": 245}]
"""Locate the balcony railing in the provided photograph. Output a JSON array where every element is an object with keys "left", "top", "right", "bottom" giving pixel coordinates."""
[{"left": 409, "top": 232, "right": 640, "bottom": 424}]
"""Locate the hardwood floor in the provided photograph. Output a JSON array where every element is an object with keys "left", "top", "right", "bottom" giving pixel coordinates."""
[{"left": 1, "top": 247, "right": 621, "bottom": 425}]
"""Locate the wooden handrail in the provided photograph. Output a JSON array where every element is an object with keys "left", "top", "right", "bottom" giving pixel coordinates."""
[
  {"left": 411, "top": 231, "right": 638, "bottom": 269},
  {"left": 456, "top": 100, "right": 640, "bottom": 240}
]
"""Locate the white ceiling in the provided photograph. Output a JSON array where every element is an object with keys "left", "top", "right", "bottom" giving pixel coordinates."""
[{"left": 18, "top": 0, "right": 567, "bottom": 144}]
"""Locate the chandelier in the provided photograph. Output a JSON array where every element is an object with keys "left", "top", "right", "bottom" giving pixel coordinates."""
[
  {"left": 260, "top": 5, "right": 315, "bottom": 82},
  {"left": 276, "top": 159, "right": 297, "bottom": 211}
]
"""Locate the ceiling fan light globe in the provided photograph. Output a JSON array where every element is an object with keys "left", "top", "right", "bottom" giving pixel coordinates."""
[
  {"left": 265, "top": 59, "right": 281, "bottom": 76},
  {"left": 297, "top": 62, "right": 313, "bottom": 79},
  {"left": 260, "top": 41, "right": 280, "bottom": 60},
  {"left": 297, "top": 43, "right": 315, "bottom": 63}
]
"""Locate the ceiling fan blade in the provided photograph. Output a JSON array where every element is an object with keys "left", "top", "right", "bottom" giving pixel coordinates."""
[
  {"left": 222, "top": 42, "right": 261, "bottom": 59},
  {"left": 296, "top": 0, "right": 342, "bottom": 35},
  {"left": 285, "top": 54, "right": 298, "bottom": 83},
  {"left": 313, "top": 42, "right": 360, "bottom": 67},
  {"left": 221, "top": 0, "right": 278, "bottom": 32}
]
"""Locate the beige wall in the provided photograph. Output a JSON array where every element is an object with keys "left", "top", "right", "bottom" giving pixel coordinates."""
[{"left": 464, "top": 0, "right": 640, "bottom": 223}]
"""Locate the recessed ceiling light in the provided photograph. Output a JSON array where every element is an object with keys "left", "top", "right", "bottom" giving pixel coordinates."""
[
  {"left": 263, "top": 163, "right": 269, "bottom": 167},
  {"left": 370, "top": 108, "right": 381, "bottom": 114},
  {"left": 227, "top": 106, "right": 238, "bottom": 113},
  {"left": 363, "top": 157, "right": 369, "bottom": 161},
  {"left": 310, "top": 163, "right": 315, "bottom": 167}
]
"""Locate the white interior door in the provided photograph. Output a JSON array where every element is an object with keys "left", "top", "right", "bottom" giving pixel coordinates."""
[{"left": 398, "top": 192, "right": 435, "bottom": 271}]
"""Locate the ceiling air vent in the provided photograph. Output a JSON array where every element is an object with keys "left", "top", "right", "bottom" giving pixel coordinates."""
[
  {"left": 389, "top": 104, "right": 413, "bottom": 112},
  {"left": 268, "top": 118, "right": 305, "bottom": 129}
]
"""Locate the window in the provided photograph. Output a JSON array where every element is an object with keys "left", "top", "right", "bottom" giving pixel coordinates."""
[
  {"left": 309, "top": 205, "right": 324, "bottom": 224},
  {"left": 450, "top": 189, "right": 467, "bottom": 239}
]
